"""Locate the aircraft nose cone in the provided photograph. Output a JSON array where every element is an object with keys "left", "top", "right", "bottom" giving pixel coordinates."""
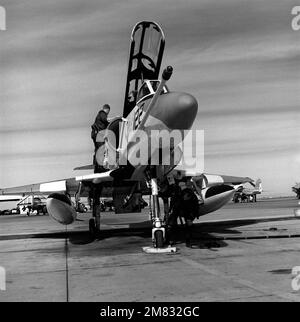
[
  {"left": 174, "top": 93, "right": 198, "bottom": 129},
  {"left": 152, "top": 92, "right": 198, "bottom": 130}
]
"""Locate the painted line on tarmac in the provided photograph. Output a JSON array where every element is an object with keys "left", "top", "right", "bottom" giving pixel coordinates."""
[
  {"left": 207, "top": 233, "right": 300, "bottom": 241},
  {"left": 198, "top": 214, "right": 300, "bottom": 227}
]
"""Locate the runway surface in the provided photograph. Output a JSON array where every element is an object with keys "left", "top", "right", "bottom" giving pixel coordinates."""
[{"left": 0, "top": 197, "right": 300, "bottom": 302}]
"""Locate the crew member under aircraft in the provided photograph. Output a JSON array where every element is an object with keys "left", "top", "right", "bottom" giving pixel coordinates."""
[
  {"left": 167, "top": 187, "right": 199, "bottom": 247},
  {"left": 91, "top": 104, "right": 110, "bottom": 173}
]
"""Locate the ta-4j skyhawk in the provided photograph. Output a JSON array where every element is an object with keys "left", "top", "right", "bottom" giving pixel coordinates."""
[{"left": 0, "top": 21, "right": 254, "bottom": 249}]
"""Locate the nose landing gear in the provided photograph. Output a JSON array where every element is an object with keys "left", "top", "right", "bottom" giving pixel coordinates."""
[{"left": 143, "top": 171, "right": 177, "bottom": 254}]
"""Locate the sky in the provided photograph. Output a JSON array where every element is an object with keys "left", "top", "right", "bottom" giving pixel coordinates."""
[{"left": 0, "top": 0, "right": 299, "bottom": 199}]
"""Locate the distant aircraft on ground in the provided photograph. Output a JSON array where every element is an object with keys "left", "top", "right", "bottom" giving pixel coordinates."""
[
  {"left": 233, "top": 179, "right": 262, "bottom": 203},
  {"left": 292, "top": 183, "right": 300, "bottom": 199}
]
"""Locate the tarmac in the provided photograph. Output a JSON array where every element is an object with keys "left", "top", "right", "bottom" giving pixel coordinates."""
[{"left": 0, "top": 197, "right": 300, "bottom": 302}]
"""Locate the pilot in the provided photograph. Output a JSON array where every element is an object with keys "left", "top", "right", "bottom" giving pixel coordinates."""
[
  {"left": 128, "top": 90, "right": 138, "bottom": 111},
  {"left": 128, "top": 90, "right": 138, "bottom": 103},
  {"left": 91, "top": 104, "right": 110, "bottom": 173}
]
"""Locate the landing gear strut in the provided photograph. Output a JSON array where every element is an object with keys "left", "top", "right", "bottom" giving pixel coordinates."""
[
  {"left": 143, "top": 169, "right": 176, "bottom": 253},
  {"left": 150, "top": 177, "right": 165, "bottom": 248},
  {"left": 89, "top": 185, "right": 102, "bottom": 239}
]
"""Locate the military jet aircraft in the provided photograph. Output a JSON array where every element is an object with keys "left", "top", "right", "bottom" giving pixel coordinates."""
[
  {"left": 233, "top": 179, "right": 263, "bottom": 203},
  {"left": 0, "top": 21, "right": 253, "bottom": 248}
]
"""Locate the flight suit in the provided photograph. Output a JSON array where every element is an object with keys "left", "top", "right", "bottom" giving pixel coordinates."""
[
  {"left": 167, "top": 187, "right": 199, "bottom": 247},
  {"left": 91, "top": 110, "right": 109, "bottom": 173}
]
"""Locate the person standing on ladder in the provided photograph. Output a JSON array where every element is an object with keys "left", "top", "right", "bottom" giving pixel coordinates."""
[{"left": 91, "top": 104, "right": 110, "bottom": 173}]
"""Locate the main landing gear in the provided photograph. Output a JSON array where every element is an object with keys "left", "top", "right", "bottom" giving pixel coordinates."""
[
  {"left": 89, "top": 185, "right": 102, "bottom": 239},
  {"left": 143, "top": 170, "right": 177, "bottom": 254}
]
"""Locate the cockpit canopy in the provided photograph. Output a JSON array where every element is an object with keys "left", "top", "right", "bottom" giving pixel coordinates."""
[
  {"left": 123, "top": 21, "right": 165, "bottom": 117},
  {"left": 136, "top": 80, "right": 169, "bottom": 102}
]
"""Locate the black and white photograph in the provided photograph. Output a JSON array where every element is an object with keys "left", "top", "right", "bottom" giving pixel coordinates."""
[{"left": 0, "top": 0, "right": 300, "bottom": 306}]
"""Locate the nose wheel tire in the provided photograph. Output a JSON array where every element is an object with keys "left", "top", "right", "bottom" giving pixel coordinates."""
[{"left": 154, "top": 230, "right": 164, "bottom": 248}]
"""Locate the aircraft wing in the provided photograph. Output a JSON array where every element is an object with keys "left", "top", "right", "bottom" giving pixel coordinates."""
[
  {"left": 75, "top": 170, "right": 114, "bottom": 185},
  {"left": 203, "top": 174, "right": 254, "bottom": 187},
  {"left": 0, "top": 195, "right": 23, "bottom": 202},
  {"left": 0, "top": 171, "right": 114, "bottom": 196},
  {"left": 171, "top": 169, "right": 254, "bottom": 188}
]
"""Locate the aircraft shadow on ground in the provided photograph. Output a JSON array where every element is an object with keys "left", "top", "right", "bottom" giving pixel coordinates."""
[
  {"left": 29, "top": 219, "right": 261, "bottom": 248},
  {"left": 78, "top": 222, "right": 238, "bottom": 249}
]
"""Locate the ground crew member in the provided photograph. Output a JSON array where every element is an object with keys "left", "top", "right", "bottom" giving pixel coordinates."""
[
  {"left": 91, "top": 104, "right": 110, "bottom": 173},
  {"left": 181, "top": 188, "right": 199, "bottom": 247},
  {"left": 167, "top": 187, "right": 199, "bottom": 247}
]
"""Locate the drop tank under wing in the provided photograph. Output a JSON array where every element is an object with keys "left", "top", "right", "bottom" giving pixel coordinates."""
[{"left": 123, "top": 21, "right": 165, "bottom": 117}]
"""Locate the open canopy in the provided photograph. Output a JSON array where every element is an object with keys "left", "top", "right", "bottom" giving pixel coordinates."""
[{"left": 122, "top": 21, "right": 165, "bottom": 117}]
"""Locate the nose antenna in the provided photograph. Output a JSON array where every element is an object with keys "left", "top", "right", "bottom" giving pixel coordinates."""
[{"left": 162, "top": 66, "right": 173, "bottom": 81}]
